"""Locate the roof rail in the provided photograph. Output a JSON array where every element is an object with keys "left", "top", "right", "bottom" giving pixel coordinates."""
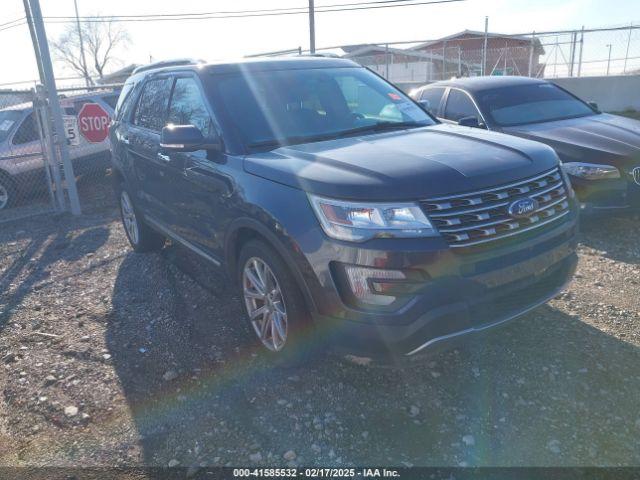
[{"left": 132, "top": 58, "right": 206, "bottom": 75}]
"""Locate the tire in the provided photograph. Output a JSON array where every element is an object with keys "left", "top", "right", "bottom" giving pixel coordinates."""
[
  {"left": 116, "top": 183, "right": 165, "bottom": 253},
  {"left": 0, "top": 173, "right": 17, "bottom": 211},
  {"left": 237, "top": 239, "right": 319, "bottom": 366}
]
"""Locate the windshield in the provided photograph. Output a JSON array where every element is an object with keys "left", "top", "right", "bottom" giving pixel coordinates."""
[
  {"left": 208, "top": 67, "right": 434, "bottom": 148},
  {"left": 0, "top": 109, "right": 23, "bottom": 143},
  {"left": 477, "top": 83, "right": 596, "bottom": 127}
]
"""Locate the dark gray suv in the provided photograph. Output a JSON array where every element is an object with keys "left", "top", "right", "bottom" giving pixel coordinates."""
[{"left": 110, "top": 57, "right": 578, "bottom": 362}]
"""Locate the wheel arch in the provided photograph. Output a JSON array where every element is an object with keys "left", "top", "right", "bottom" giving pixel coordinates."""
[{"left": 225, "top": 217, "right": 318, "bottom": 315}]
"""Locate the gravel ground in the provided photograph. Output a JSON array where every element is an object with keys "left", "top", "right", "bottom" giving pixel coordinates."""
[{"left": 1, "top": 187, "right": 639, "bottom": 470}]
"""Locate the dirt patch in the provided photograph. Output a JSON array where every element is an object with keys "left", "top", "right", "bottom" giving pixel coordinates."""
[{"left": 1, "top": 202, "right": 639, "bottom": 469}]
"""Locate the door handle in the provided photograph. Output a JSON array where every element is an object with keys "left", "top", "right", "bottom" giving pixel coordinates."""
[{"left": 157, "top": 152, "right": 171, "bottom": 162}]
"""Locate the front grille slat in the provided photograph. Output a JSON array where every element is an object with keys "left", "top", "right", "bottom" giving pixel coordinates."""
[{"left": 422, "top": 167, "right": 571, "bottom": 248}]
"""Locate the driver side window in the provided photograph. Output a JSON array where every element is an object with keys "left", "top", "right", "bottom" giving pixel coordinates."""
[
  {"left": 167, "top": 77, "right": 214, "bottom": 138},
  {"left": 444, "top": 89, "right": 480, "bottom": 122}
]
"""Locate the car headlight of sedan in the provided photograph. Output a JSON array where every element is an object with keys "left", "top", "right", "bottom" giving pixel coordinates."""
[
  {"left": 562, "top": 162, "right": 620, "bottom": 180},
  {"left": 308, "top": 194, "right": 438, "bottom": 242}
]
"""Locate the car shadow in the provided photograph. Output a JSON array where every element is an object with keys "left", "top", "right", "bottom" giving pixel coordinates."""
[{"left": 106, "top": 244, "right": 640, "bottom": 469}]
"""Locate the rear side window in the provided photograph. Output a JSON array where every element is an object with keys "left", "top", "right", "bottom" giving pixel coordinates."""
[
  {"left": 115, "top": 82, "right": 135, "bottom": 120},
  {"left": 419, "top": 87, "right": 446, "bottom": 115},
  {"left": 167, "top": 77, "right": 213, "bottom": 137},
  {"left": 133, "top": 78, "right": 173, "bottom": 131},
  {"left": 12, "top": 112, "right": 39, "bottom": 145},
  {"left": 444, "top": 89, "right": 480, "bottom": 122}
]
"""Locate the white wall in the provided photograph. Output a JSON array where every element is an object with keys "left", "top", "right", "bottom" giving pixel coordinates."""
[{"left": 549, "top": 75, "right": 640, "bottom": 112}]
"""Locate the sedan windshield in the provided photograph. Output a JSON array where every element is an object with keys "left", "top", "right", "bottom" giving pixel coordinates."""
[
  {"left": 0, "top": 109, "right": 23, "bottom": 143},
  {"left": 208, "top": 67, "right": 435, "bottom": 149},
  {"left": 477, "top": 83, "right": 596, "bottom": 127}
]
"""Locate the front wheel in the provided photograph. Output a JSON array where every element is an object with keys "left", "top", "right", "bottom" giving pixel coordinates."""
[
  {"left": 118, "top": 186, "right": 165, "bottom": 253},
  {"left": 237, "top": 239, "right": 317, "bottom": 364}
]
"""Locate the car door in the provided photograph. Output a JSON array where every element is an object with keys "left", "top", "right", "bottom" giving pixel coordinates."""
[
  {"left": 161, "top": 74, "right": 230, "bottom": 252},
  {"left": 9, "top": 111, "right": 45, "bottom": 180},
  {"left": 441, "top": 88, "right": 485, "bottom": 127},
  {"left": 126, "top": 76, "right": 174, "bottom": 221}
]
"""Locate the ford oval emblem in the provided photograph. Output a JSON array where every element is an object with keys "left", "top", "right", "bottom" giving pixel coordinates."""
[{"left": 508, "top": 197, "right": 539, "bottom": 218}]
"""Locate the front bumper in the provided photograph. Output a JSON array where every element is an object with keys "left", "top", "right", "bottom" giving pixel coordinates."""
[{"left": 301, "top": 212, "right": 579, "bottom": 359}]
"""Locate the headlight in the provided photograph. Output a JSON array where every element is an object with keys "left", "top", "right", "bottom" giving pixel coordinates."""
[
  {"left": 308, "top": 194, "right": 438, "bottom": 242},
  {"left": 562, "top": 162, "right": 620, "bottom": 180}
]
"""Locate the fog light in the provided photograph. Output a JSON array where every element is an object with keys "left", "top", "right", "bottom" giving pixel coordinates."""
[{"left": 344, "top": 265, "right": 405, "bottom": 306}]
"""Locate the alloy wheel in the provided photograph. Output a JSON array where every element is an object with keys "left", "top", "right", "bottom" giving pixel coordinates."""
[
  {"left": 120, "top": 191, "right": 139, "bottom": 245},
  {"left": 242, "top": 257, "right": 288, "bottom": 351}
]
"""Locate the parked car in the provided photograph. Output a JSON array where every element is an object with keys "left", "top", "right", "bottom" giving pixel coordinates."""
[
  {"left": 410, "top": 76, "right": 640, "bottom": 214},
  {"left": 110, "top": 57, "right": 578, "bottom": 362},
  {"left": 0, "top": 91, "right": 120, "bottom": 210}
]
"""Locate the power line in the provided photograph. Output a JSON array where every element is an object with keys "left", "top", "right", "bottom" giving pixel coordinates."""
[
  {"left": 0, "top": 20, "right": 26, "bottom": 32},
  {"left": 0, "top": 16, "right": 26, "bottom": 28},
  {"left": 44, "top": 0, "right": 458, "bottom": 20},
  {"left": 40, "top": 0, "right": 465, "bottom": 24},
  {"left": 44, "top": 0, "right": 424, "bottom": 19}
]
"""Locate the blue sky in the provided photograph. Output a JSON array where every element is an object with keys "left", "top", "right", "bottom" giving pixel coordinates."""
[{"left": 1, "top": 0, "right": 639, "bottom": 85}]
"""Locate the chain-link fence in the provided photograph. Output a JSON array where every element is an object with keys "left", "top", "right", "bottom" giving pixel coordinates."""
[
  {"left": 0, "top": 83, "right": 121, "bottom": 224},
  {"left": 0, "top": 88, "right": 57, "bottom": 223},
  {"left": 255, "top": 24, "right": 640, "bottom": 85},
  {"left": 55, "top": 83, "right": 122, "bottom": 211}
]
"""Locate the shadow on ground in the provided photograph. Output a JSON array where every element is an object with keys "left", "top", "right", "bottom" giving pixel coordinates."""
[{"left": 106, "top": 243, "right": 640, "bottom": 468}]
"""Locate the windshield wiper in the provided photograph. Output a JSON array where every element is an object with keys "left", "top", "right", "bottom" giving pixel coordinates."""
[
  {"left": 247, "top": 122, "right": 427, "bottom": 151},
  {"left": 332, "top": 121, "right": 426, "bottom": 139}
]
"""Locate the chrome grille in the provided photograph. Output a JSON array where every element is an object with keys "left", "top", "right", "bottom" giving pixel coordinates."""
[{"left": 422, "top": 168, "right": 570, "bottom": 248}]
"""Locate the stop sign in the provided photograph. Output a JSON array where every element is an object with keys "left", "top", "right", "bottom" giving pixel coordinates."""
[{"left": 78, "top": 103, "right": 111, "bottom": 143}]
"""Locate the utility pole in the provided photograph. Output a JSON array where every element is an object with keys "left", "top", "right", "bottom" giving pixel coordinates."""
[
  {"left": 309, "top": 0, "right": 316, "bottom": 54},
  {"left": 23, "top": 0, "right": 65, "bottom": 212},
  {"left": 482, "top": 16, "right": 489, "bottom": 76},
  {"left": 73, "top": 0, "right": 91, "bottom": 88},
  {"left": 606, "top": 43, "right": 612, "bottom": 75},
  {"left": 24, "top": 0, "right": 81, "bottom": 215}
]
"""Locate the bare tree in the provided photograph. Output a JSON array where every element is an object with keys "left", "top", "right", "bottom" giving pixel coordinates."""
[{"left": 52, "top": 18, "right": 130, "bottom": 83}]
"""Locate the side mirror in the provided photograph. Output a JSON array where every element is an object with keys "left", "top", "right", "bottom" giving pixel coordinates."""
[
  {"left": 458, "top": 116, "right": 484, "bottom": 129},
  {"left": 160, "top": 125, "right": 221, "bottom": 152},
  {"left": 588, "top": 101, "right": 599, "bottom": 112}
]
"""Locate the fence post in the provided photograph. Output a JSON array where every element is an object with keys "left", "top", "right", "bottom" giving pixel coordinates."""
[
  {"left": 528, "top": 32, "right": 535, "bottom": 77},
  {"left": 385, "top": 43, "right": 390, "bottom": 79},
  {"left": 577, "top": 26, "right": 585, "bottom": 77},
  {"left": 623, "top": 22, "right": 633, "bottom": 73},
  {"left": 568, "top": 31, "right": 577, "bottom": 77},
  {"left": 34, "top": 86, "right": 65, "bottom": 211},
  {"left": 25, "top": 0, "right": 81, "bottom": 215},
  {"left": 442, "top": 41, "right": 447, "bottom": 79}
]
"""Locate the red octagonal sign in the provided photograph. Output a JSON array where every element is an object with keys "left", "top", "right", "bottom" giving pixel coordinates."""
[{"left": 78, "top": 103, "right": 111, "bottom": 143}]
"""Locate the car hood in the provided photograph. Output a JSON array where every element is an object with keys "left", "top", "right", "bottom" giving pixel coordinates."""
[
  {"left": 502, "top": 114, "right": 640, "bottom": 167},
  {"left": 243, "top": 124, "right": 559, "bottom": 201}
]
